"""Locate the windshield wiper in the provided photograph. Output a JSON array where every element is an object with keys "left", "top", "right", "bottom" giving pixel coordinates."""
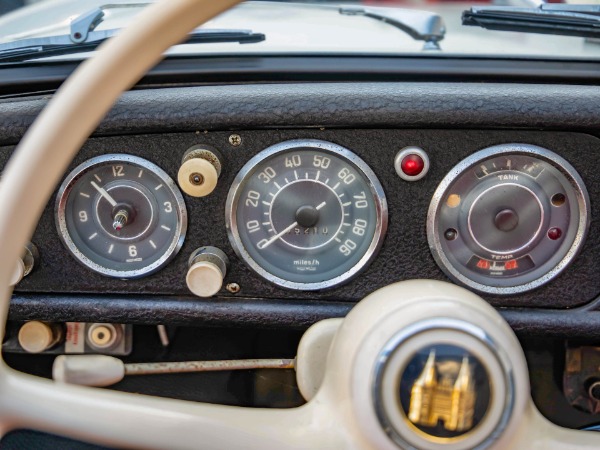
[
  {"left": 462, "top": 4, "right": 600, "bottom": 39},
  {"left": 339, "top": 6, "right": 445, "bottom": 50},
  {"left": 0, "top": 6, "right": 265, "bottom": 63}
]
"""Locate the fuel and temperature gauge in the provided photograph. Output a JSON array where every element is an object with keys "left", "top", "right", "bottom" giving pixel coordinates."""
[
  {"left": 428, "top": 144, "right": 590, "bottom": 294},
  {"left": 56, "top": 155, "right": 187, "bottom": 278}
]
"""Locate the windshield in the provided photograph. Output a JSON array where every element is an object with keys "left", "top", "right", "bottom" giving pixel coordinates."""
[{"left": 1, "top": 0, "right": 600, "bottom": 61}]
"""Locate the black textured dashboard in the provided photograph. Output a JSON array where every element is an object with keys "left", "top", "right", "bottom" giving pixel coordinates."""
[
  {"left": 3, "top": 82, "right": 600, "bottom": 328},
  {"left": 2, "top": 128, "right": 599, "bottom": 309},
  {"left": 5, "top": 80, "right": 600, "bottom": 444}
]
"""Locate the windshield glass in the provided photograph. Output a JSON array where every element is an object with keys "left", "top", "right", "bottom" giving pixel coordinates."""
[{"left": 1, "top": 0, "right": 599, "bottom": 61}]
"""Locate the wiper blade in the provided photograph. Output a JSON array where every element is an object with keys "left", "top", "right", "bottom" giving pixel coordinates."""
[
  {"left": 0, "top": 30, "right": 265, "bottom": 63},
  {"left": 339, "top": 6, "right": 445, "bottom": 50},
  {"left": 0, "top": 6, "right": 265, "bottom": 63},
  {"left": 462, "top": 4, "right": 600, "bottom": 39}
]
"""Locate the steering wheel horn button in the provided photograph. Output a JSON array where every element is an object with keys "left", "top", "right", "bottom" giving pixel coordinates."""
[{"left": 373, "top": 317, "right": 515, "bottom": 450}]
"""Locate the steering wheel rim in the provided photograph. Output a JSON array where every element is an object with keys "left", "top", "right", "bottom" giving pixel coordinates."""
[
  {"left": 0, "top": 0, "right": 598, "bottom": 448},
  {"left": 0, "top": 0, "right": 310, "bottom": 447}
]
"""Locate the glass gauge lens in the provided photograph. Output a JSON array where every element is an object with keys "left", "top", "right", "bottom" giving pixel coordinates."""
[
  {"left": 428, "top": 144, "right": 590, "bottom": 294},
  {"left": 226, "top": 140, "right": 387, "bottom": 290},
  {"left": 56, "top": 154, "right": 187, "bottom": 278}
]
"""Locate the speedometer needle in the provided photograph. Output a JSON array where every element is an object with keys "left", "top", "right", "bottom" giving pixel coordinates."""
[
  {"left": 91, "top": 181, "right": 117, "bottom": 207},
  {"left": 259, "top": 201, "right": 326, "bottom": 250}
]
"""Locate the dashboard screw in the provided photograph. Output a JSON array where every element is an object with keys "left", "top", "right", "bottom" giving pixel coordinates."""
[
  {"left": 226, "top": 282, "right": 240, "bottom": 294},
  {"left": 229, "top": 134, "right": 242, "bottom": 147}
]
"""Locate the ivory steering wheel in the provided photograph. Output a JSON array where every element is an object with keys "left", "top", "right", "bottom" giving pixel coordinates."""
[{"left": 0, "top": 1, "right": 597, "bottom": 448}]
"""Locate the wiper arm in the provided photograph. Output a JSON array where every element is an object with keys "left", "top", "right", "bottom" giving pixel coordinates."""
[
  {"left": 339, "top": 6, "right": 445, "bottom": 50},
  {"left": 462, "top": 4, "right": 600, "bottom": 39},
  {"left": 0, "top": 6, "right": 265, "bottom": 63},
  {"left": 0, "top": 30, "right": 265, "bottom": 63}
]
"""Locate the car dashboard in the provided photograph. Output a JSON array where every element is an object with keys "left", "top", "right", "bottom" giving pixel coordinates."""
[{"left": 3, "top": 78, "right": 600, "bottom": 445}]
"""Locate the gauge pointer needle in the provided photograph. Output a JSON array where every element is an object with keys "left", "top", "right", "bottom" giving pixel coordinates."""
[
  {"left": 259, "top": 201, "right": 326, "bottom": 250},
  {"left": 90, "top": 181, "right": 117, "bottom": 207}
]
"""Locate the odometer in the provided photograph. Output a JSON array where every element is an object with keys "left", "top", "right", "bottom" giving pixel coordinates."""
[{"left": 226, "top": 139, "right": 387, "bottom": 290}]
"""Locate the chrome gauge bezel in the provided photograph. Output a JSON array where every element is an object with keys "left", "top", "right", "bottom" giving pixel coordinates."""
[
  {"left": 55, "top": 154, "right": 187, "bottom": 278},
  {"left": 427, "top": 144, "right": 590, "bottom": 295},
  {"left": 226, "top": 139, "right": 388, "bottom": 291}
]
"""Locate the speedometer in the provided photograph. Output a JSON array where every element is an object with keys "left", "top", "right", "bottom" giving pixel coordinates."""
[{"left": 226, "top": 140, "right": 387, "bottom": 290}]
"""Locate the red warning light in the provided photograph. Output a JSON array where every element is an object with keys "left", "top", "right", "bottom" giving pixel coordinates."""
[
  {"left": 504, "top": 260, "right": 518, "bottom": 270},
  {"left": 400, "top": 154, "right": 425, "bottom": 177},
  {"left": 547, "top": 227, "right": 562, "bottom": 241},
  {"left": 476, "top": 259, "right": 490, "bottom": 270}
]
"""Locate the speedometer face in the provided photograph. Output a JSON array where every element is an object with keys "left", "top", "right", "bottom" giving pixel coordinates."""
[
  {"left": 428, "top": 144, "right": 590, "bottom": 294},
  {"left": 226, "top": 140, "right": 387, "bottom": 290},
  {"left": 56, "top": 155, "right": 187, "bottom": 278}
]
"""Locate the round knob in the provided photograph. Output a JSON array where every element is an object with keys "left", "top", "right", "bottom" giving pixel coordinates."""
[
  {"left": 177, "top": 145, "right": 222, "bottom": 197},
  {"left": 18, "top": 321, "right": 61, "bottom": 353},
  {"left": 10, "top": 242, "right": 39, "bottom": 286},
  {"left": 178, "top": 158, "right": 218, "bottom": 197},
  {"left": 186, "top": 247, "right": 229, "bottom": 298},
  {"left": 10, "top": 258, "right": 25, "bottom": 287},
  {"left": 187, "top": 261, "right": 225, "bottom": 297},
  {"left": 86, "top": 323, "right": 120, "bottom": 350}
]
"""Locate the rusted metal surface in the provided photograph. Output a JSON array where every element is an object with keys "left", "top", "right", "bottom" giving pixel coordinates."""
[
  {"left": 124, "top": 358, "right": 295, "bottom": 375},
  {"left": 564, "top": 346, "right": 600, "bottom": 414}
]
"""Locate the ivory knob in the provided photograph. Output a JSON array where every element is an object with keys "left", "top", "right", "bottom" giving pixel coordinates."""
[
  {"left": 10, "top": 242, "right": 38, "bottom": 286},
  {"left": 186, "top": 261, "right": 224, "bottom": 298},
  {"left": 186, "top": 247, "right": 229, "bottom": 298},
  {"left": 177, "top": 145, "right": 223, "bottom": 197},
  {"left": 18, "top": 321, "right": 61, "bottom": 354},
  {"left": 178, "top": 157, "right": 219, "bottom": 197},
  {"left": 10, "top": 258, "right": 25, "bottom": 287}
]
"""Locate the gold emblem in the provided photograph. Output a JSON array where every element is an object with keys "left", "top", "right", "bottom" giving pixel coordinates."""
[{"left": 408, "top": 350, "right": 476, "bottom": 432}]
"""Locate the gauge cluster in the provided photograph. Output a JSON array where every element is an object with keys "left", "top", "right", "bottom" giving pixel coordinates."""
[{"left": 6, "top": 129, "right": 600, "bottom": 308}]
